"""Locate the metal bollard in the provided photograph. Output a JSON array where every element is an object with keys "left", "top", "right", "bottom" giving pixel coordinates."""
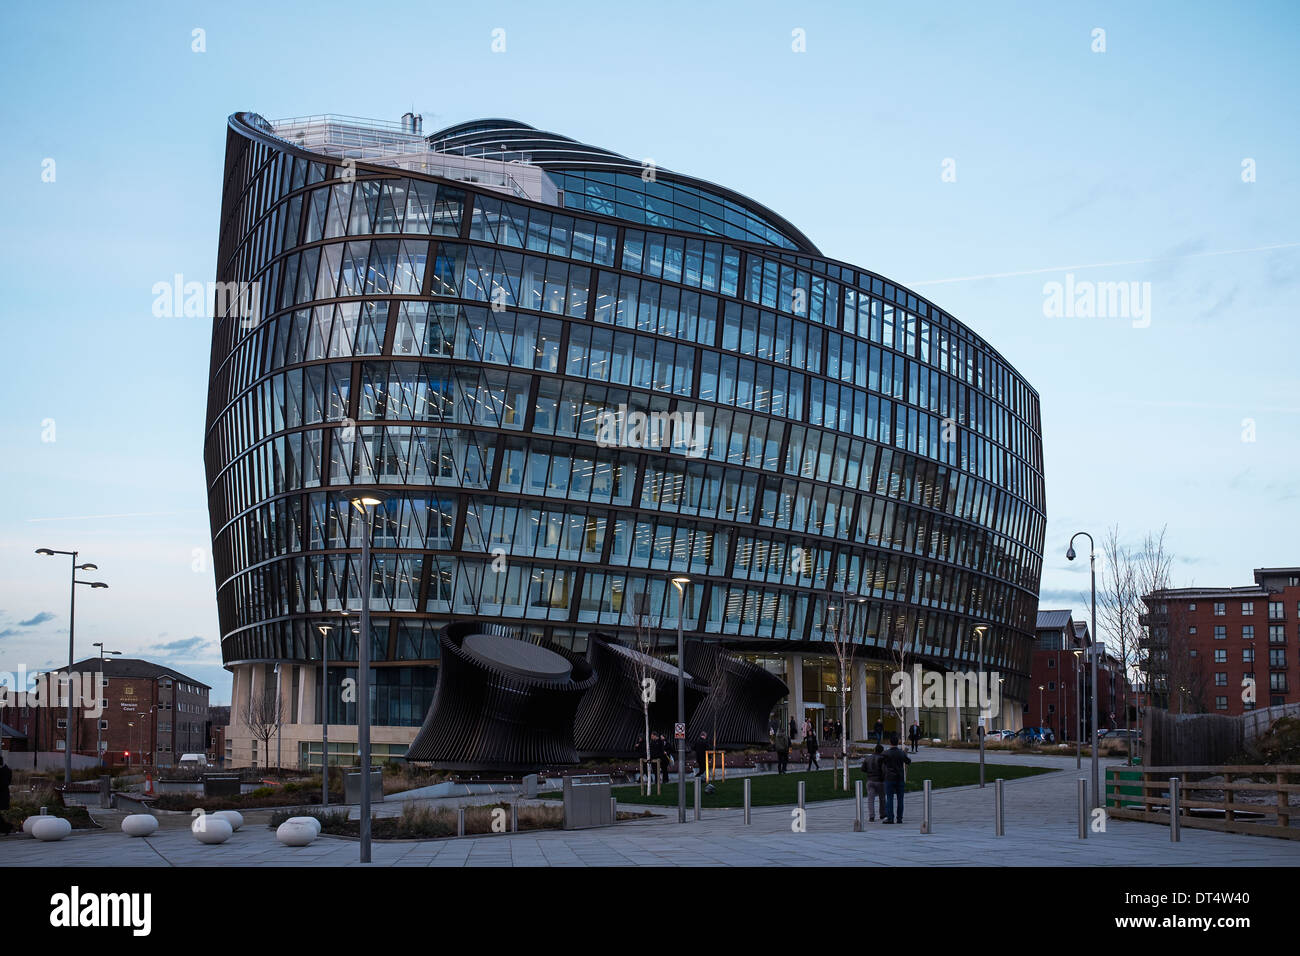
[
  {"left": 744, "top": 778, "right": 751, "bottom": 825},
  {"left": 1169, "top": 777, "right": 1181, "bottom": 842},
  {"left": 920, "top": 779, "right": 932, "bottom": 834},
  {"left": 995, "top": 778, "right": 1004, "bottom": 837},
  {"left": 694, "top": 777, "right": 701, "bottom": 821},
  {"left": 1078, "top": 779, "right": 1088, "bottom": 839},
  {"left": 798, "top": 780, "right": 805, "bottom": 812},
  {"left": 457, "top": 807, "right": 465, "bottom": 837},
  {"left": 511, "top": 802, "right": 518, "bottom": 833},
  {"left": 854, "top": 779, "right": 864, "bottom": 832},
  {"left": 611, "top": 796, "right": 618, "bottom": 821}
]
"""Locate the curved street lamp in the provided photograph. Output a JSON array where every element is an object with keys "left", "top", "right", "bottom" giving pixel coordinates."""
[
  {"left": 670, "top": 575, "right": 691, "bottom": 824},
  {"left": 1068, "top": 531, "right": 1100, "bottom": 810},
  {"left": 36, "top": 548, "right": 108, "bottom": 784}
]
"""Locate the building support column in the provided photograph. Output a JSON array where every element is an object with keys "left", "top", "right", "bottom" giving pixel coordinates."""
[
  {"left": 790, "top": 653, "right": 804, "bottom": 741},
  {"left": 853, "top": 659, "right": 868, "bottom": 741}
]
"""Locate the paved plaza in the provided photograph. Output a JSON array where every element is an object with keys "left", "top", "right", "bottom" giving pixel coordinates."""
[{"left": 2, "top": 753, "right": 1296, "bottom": 866}]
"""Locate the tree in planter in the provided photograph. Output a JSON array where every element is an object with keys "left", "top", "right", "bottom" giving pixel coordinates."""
[
  {"left": 242, "top": 685, "right": 282, "bottom": 773},
  {"left": 826, "top": 586, "right": 865, "bottom": 791}
]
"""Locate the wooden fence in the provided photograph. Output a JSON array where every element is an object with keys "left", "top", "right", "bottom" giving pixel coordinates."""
[
  {"left": 1106, "top": 764, "right": 1300, "bottom": 840},
  {"left": 1142, "top": 709, "right": 1243, "bottom": 766}
]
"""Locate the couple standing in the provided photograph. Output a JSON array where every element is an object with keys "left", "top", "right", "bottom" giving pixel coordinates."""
[{"left": 861, "top": 734, "right": 911, "bottom": 824}]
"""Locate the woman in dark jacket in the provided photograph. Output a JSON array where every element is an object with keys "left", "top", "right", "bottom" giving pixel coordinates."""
[{"left": 805, "top": 728, "right": 820, "bottom": 771}]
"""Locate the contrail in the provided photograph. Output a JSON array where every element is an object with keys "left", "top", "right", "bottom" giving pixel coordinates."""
[
  {"left": 909, "top": 240, "right": 1300, "bottom": 286},
  {"left": 26, "top": 510, "right": 206, "bottom": 523}
]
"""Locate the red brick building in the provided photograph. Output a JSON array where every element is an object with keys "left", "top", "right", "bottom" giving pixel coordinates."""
[
  {"left": 1142, "top": 567, "right": 1300, "bottom": 715},
  {"left": 1027, "top": 611, "right": 1131, "bottom": 739},
  {"left": 0, "top": 658, "right": 210, "bottom": 768}
]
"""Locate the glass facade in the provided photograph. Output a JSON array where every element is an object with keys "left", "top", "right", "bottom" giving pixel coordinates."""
[{"left": 207, "top": 112, "right": 1046, "bottom": 721}]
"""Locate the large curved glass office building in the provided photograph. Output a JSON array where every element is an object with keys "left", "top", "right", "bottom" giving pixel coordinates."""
[{"left": 206, "top": 112, "right": 1045, "bottom": 767}]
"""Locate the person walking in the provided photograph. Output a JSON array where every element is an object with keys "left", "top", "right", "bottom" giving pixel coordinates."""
[
  {"left": 873, "top": 718, "right": 884, "bottom": 742},
  {"left": 789, "top": 716, "right": 798, "bottom": 742},
  {"left": 805, "top": 727, "right": 820, "bottom": 771},
  {"left": 908, "top": 720, "right": 921, "bottom": 754},
  {"left": 881, "top": 734, "right": 911, "bottom": 824},
  {"left": 861, "top": 744, "right": 886, "bottom": 822},
  {"left": 774, "top": 728, "right": 790, "bottom": 774},
  {"left": 693, "top": 731, "right": 709, "bottom": 778},
  {"left": 0, "top": 755, "right": 12, "bottom": 835}
]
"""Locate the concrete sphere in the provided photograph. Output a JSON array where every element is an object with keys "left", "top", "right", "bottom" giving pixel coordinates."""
[
  {"left": 121, "top": 814, "right": 159, "bottom": 837},
  {"left": 32, "top": 817, "right": 73, "bottom": 842},
  {"left": 212, "top": 810, "right": 244, "bottom": 831},
  {"left": 192, "top": 816, "right": 233, "bottom": 844},
  {"left": 285, "top": 815, "right": 322, "bottom": 836},
  {"left": 22, "top": 816, "right": 42, "bottom": 835},
  {"left": 276, "top": 821, "right": 316, "bottom": 846}
]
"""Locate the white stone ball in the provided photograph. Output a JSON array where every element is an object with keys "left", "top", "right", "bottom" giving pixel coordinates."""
[
  {"left": 276, "top": 821, "right": 316, "bottom": 846},
  {"left": 192, "top": 816, "right": 233, "bottom": 844},
  {"left": 32, "top": 817, "right": 73, "bottom": 841},
  {"left": 286, "top": 815, "right": 322, "bottom": 836},
  {"left": 22, "top": 816, "right": 41, "bottom": 835},
  {"left": 212, "top": 810, "right": 244, "bottom": 831},
  {"left": 121, "top": 814, "right": 159, "bottom": 837}
]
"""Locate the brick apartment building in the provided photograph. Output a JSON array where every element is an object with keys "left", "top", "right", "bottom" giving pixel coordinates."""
[
  {"left": 1142, "top": 567, "right": 1300, "bottom": 715},
  {"left": 0, "top": 658, "right": 210, "bottom": 768},
  {"left": 1027, "top": 611, "right": 1131, "bottom": 738}
]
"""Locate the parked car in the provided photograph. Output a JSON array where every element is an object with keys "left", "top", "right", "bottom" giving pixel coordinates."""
[
  {"left": 985, "top": 729, "right": 1015, "bottom": 741},
  {"left": 1015, "top": 726, "right": 1055, "bottom": 745}
]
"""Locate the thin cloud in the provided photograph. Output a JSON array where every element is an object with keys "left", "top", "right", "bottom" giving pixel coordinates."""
[{"left": 908, "top": 240, "right": 1300, "bottom": 286}]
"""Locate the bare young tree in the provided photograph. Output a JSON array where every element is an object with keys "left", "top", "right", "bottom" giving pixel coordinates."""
[
  {"left": 827, "top": 589, "right": 861, "bottom": 791},
  {"left": 242, "top": 683, "right": 283, "bottom": 771},
  {"left": 1098, "top": 526, "right": 1141, "bottom": 736}
]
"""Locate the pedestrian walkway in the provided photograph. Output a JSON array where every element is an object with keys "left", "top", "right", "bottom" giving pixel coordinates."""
[{"left": 2, "top": 763, "right": 1295, "bottom": 866}]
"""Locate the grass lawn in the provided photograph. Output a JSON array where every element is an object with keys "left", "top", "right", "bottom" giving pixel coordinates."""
[{"left": 543, "top": 762, "right": 1056, "bottom": 809}]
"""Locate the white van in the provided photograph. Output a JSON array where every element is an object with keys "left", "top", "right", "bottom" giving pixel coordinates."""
[{"left": 178, "top": 753, "right": 208, "bottom": 769}]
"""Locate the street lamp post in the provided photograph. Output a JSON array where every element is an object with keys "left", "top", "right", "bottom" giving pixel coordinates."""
[
  {"left": 1038, "top": 685, "right": 1045, "bottom": 729},
  {"left": 974, "top": 625, "right": 988, "bottom": 787},
  {"left": 1072, "top": 648, "right": 1083, "bottom": 770},
  {"left": 351, "top": 493, "right": 385, "bottom": 863},
  {"left": 671, "top": 576, "right": 691, "bottom": 824},
  {"left": 36, "top": 548, "right": 108, "bottom": 785},
  {"left": 1068, "top": 531, "right": 1100, "bottom": 810},
  {"left": 91, "top": 642, "right": 121, "bottom": 767}
]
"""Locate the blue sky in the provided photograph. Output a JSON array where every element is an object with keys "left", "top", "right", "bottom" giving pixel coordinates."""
[{"left": 2, "top": 1, "right": 1297, "bottom": 704}]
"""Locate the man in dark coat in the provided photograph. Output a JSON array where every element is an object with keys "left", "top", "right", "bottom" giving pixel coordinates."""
[
  {"left": 774, "top": 728, "right": 790, "bottom": 774},
  {"left": 692, "top": 732, "right": 709, "bottom": 778},
  {"left": 908, "top": 721, "right": 922, "bottom": 753},
  {"left": 862, "top": 744, "right": 886, "bottom": 821},
  {"left": 789, "top": 716, "right": 799, "bottom": 741},
  {"left": 805, "top": 727, "right": 820, "bottom": 771},
  {"left": 873, "top": 718, "right": 884, "bottom": 742},
  {"left": 881, "top": 734, "right": 912, "bottom": 824}
]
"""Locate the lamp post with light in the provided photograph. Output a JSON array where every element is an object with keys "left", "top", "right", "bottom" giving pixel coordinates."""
[
  {"left": 91, "top": 642, "right": 121, "bottom": 767},
  {"left": 1072, "top": 648, "right": 1083, "bottom": 770},
  {"left": 1068, "top": 531, "right": 1100, "bottom": 810},
  {"left": 973, "top": 624, "right": 988, "bottom": 787},
  {"left": 671, "top": 576, "right": 691, "bottom": 824},
  {"left": 351, "top": 492, "right": 385, "bottom": 863},
  {"left": 35, "top": 548, "right": 108, "bottom": 785}
]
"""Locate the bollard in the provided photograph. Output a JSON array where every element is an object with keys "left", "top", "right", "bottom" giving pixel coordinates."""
[
  {"left": 611, "top": 796, "right": 618, "bottom": 821},
  {"left": 798, "top": 780, "right": 806, "bottom": 813},
  {"left": 511, "top": 802, "right": 518, "bottom": 833},
  {"left": 744, "top": 778, "right": 751, "bottom": 825},
  {"left": 1078, "top": 779, "right": 1088, "bottom": 839},
  {"left": 693, "top": 777, "right": 701, "bottom": 821},
  {"left": 854, "top": 779, "right": 863, "bottom": 832},
  {"left": 995, "top": 778, "right": 1004, "bottom": 836},
  {"left": 457, "top": 807, "right": 465, "bottom": 837},
  {"left": 1169, "top": 778, "right": 1181, "bottom": 842},
  {"left": 920, "top": 779, "right": 932, "bottom": 834}
]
